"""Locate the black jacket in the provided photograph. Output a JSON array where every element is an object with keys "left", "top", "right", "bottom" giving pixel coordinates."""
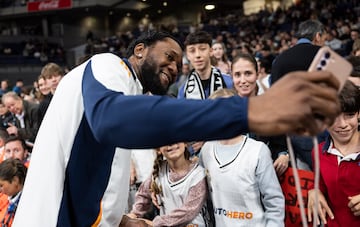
[
  {"left": 15, "top": 100, "right": 40, "bottom": 143},
  {"left": 271, "top": 43, "right": 321, "bottom": 84}
]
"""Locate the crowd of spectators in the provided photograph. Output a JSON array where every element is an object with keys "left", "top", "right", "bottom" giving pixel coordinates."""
[
  {"left": 0, "top": 0, "right": 358, "bottom": 226},
  {"left": 0, "top": 38, "right": 65, "bottom": 65},
  {"left": 81, "top": 1, "right": 359, "bottom": 63}
]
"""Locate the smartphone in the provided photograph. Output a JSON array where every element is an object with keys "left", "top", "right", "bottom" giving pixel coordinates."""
[{"left": 308, "top": 46, "right": 353, "bottom": 92}]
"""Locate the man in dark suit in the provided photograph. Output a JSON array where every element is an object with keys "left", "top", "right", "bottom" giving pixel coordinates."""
[
  {"left": 1, "top": 91, "right": 39, "bottom": 144},
  {"left": 267, "top": 19, "right": 328, "bottom": 170},
  {"left": 271, "top": 19, "right": 327, "bottom": 84}
]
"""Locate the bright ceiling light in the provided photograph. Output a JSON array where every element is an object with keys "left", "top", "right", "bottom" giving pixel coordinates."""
[{"left": 204, "top": 4, "right": 215, "bottom": 10}]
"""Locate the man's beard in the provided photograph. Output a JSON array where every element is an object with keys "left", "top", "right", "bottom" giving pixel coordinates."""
[{"left": 140, "top": 59, "right": 169, "bottom": 95}]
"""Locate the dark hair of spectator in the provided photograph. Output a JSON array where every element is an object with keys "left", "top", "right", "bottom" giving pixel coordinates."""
[
  {"left": 126, "top": 31, "right": 183, "bottom": 58},
  {"left": 5, "top": 135, "right": 28, "bottom": 151},
  {"left": 295, "top": 19, "right": 325, "bottom": 41},
  {"left": 0, "top": 129, "right": 9, "bottom": 141},
  {"left": 347, "top": 56, "right": 360, "bottom": 78},
  {"left": 339, "top": 80, "right": 360, "bottom": 113},
  {"left": 0, "top": 159, "right": 27, "bottom": 185},
  {"left": 231, "top": 53, "right": 258, "bottom": 73},
  {"left": 184, "top": 30, "right": 212, "bottom": 47}
]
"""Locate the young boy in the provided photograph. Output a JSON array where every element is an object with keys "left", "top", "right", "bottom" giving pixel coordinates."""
[
  {"left": 178, "top": 31, "right": 233, "bottom": 156},
  {"left": 307, "top": 80, "right": 360, "bottom": 226},
  {"left": 177, "top": 30, "right": 232, "bottom": 100}
]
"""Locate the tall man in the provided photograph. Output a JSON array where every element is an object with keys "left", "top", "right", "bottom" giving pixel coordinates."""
[
  {"left": 13, "top": 31, "right": 341, "bottom": 227},
  {"left": 269, "top": 19, "right": 328, "bottom": 169}
]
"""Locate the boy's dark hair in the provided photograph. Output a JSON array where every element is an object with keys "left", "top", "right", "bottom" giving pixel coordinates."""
[
  {"left": 126, "top": 31, "right": 183, "bottom": 58},
  {"left": 0, "top": 158, "right": 27, "bottom": 185},
  {"left": 339, "top": 80, "right": 360, "bottom": 113},
  {"left": 184, "top": 30, "right": 212, "bottom": 47},
  {"left": 347, "top": 56, "right": 360, "bottom": 77}
]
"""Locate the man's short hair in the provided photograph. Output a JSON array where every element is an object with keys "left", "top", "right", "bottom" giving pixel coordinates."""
[
  {"left": 126, "top": 31, "right": 183, "bottom": 58},
  {"left": 184, "top": 30, "right": 212, "bottom": 47},
  {"left": 295, "top": 19, "right": 325, "bottom": 41},
  {"left": 5, "top": 135, "right": 28, "bottom": 151}
]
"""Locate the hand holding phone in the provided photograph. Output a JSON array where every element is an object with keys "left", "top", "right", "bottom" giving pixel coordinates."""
[{"left": 308, "top": 46, "right": 353, "bottom": 92}]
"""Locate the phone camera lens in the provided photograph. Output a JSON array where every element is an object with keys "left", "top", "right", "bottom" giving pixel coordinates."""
[
  {"left": 320, "top": 59, "right": 326, "bottom": 66},
  {"left": 317, "top": 66, "right": 322, "bottom": 71},
  {"left": 324, "top": 52, "right": 331, "bottom": 59}
]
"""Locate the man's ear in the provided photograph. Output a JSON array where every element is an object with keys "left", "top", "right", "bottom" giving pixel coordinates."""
[
  {"left": 314, "top": 32, "right": 322, "bottom": 44},
  {"left": 134, "top": 43, "right": 145, "bottom": 59}
]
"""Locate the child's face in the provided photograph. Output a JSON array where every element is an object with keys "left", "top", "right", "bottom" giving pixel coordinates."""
[
  {"left": 0, "top": 176, "right": 21, "bottom": 196},
  {"left": 328, "top": 111, "right": 359, "bottom": 145},
  {"left": 159, "top": 143, "right": 186, "bottom": 161}
]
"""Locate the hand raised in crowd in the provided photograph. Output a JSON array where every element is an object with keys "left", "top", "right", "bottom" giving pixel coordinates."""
[
  {"left": 348, "top": 195, "right": 360, "bottom": 216},
  {"left": 6, "top": 123, "right": 18, "bottom": 136},
  {"left": 307, "top": 189, "right": 334, "bottom": 225},
  {"left": 248, "top": 71, "right": 340, "bottom": 136},
  {"left": 273, "top": 154, "right": 289, "bottom": 176}
]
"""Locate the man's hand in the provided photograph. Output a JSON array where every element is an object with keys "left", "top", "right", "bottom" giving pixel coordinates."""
[
  {"left": 6, "top": 123, "right": 18, "bottom": 136},
  {"left": 248, "top": 71, "right": 340, "bottom": 136}
]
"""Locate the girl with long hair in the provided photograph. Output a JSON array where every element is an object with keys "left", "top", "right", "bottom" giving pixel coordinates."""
[{"left": 128, "top": 142, "right": 211, "bottom": 227}]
